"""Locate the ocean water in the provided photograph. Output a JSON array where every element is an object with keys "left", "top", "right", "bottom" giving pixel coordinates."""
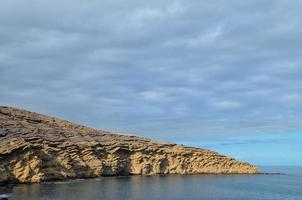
[{"left": 1, "top": 166, "right": 302, "bottom": 200}]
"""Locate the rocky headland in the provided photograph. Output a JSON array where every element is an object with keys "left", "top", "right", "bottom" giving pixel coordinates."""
[{"left": 0, "top": 106, "right": 260, "bottom": 185}]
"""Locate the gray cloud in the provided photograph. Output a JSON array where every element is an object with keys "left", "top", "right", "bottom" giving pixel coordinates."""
[{"left": 1, "top": 0, "right": 302, "bottom": 141}]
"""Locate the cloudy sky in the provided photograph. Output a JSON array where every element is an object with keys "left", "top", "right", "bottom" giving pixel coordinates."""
[{"left": 1, "top": 0, "right": 302, "bottom": 165}]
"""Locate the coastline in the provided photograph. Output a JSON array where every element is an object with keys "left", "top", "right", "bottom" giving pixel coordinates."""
[{"left": 0, "top": 106, "right": 260, "bottom": 185}]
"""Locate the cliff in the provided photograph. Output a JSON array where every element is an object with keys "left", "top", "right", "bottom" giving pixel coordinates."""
[{"left": 0, "top": 106, "right": 260, "bottom": 185}]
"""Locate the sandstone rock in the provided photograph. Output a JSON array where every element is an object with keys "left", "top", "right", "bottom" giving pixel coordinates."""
[{"left": 0, "top": 106, "right": 261, "bottom": 185}]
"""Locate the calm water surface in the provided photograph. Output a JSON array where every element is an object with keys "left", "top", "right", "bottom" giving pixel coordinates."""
[{"left": 2, "top": 166, "right": 302, "bottom": 200}]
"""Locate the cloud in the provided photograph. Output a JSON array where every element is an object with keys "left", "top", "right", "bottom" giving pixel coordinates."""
[
  {"left": 140, "top": 90, "right": 167, "bottom": 102},
  {"left": 1, "top": 0, "right": 302, "bottom": 141},
  {"left": 209, "top": 100, "right": 242, "bottom": 110},
  {"left": 131, "top": 1, "right": 185, "bottom": 23},
  {"left": 187, "top": 24, "right": 224, "bottom": 47}
]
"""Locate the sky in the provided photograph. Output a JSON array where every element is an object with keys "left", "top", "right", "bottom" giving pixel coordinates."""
[{"left": 1, "top": 0, "right": 302, "bottom": 166}]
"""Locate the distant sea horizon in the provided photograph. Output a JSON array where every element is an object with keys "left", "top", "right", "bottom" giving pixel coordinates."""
[{"left": 258, "top": 165, "right": 302, "bottom": 173}]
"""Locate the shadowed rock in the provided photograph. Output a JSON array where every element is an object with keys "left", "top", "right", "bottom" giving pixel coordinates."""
[{"left": 0, "top": 106, "right": 261, "bottom": 185}]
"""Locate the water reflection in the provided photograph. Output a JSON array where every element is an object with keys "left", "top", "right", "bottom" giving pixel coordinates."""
[{"left": 3, "top": 171, "right": 302, "bottom": 200}]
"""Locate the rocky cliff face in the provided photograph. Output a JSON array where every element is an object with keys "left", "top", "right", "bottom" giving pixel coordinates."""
[{"left": 0, "top": 106, "right": 260, "bottom": 185}]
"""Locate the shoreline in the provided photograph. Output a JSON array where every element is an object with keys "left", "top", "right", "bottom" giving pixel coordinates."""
[{"left": 2, "top": 171, "right": 289, "bottom": 188}]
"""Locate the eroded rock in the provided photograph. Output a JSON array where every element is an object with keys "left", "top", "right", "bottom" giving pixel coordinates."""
[{"left": 0, "top": 106, "right": 260, "bottom": 185}]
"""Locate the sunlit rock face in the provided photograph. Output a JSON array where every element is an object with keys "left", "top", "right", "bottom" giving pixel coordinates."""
[{"left": 0, "top": 106, "right": 260, "bottom": 185}]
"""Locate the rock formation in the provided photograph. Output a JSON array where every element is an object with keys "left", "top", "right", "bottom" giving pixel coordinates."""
[{"left": 0, "top": 106, "right": 260, "bottom": 185}]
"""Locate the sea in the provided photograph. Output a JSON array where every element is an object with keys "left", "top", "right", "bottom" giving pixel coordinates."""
[{"left": 1, "top": 166, "right": 301, "bottom": 200}]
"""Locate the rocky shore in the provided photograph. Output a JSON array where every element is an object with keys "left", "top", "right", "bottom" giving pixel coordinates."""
[{"left": 0, "top": 106, "right": 260, "bottom": 185}]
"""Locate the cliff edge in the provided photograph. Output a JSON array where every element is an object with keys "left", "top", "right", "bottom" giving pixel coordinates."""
[{"left": 0, "top": 106, "right": 260, "bottom": 185}]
